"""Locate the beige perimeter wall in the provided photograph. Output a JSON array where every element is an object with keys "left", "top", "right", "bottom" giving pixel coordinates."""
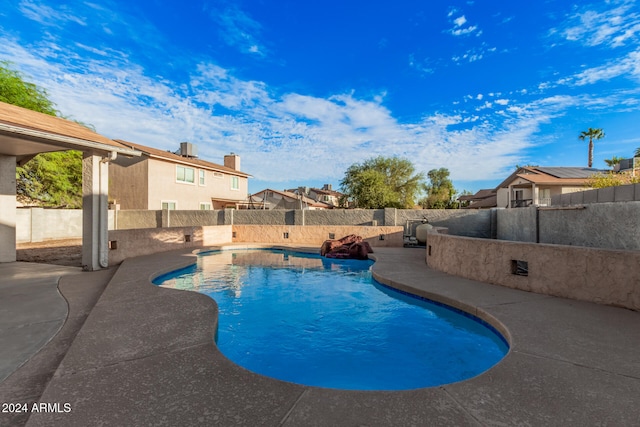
[
  {"left": 232, "top": 225, "right": 404, "bottom": 247},
  {"left": 108, "top": 225, "right": 233, "bottom": 265},
  {"left": 425, "top": 229, "right": 640, "bottom": 311},
  {"left": 107, "top": 225, "right": 402, "bottom": 265}
]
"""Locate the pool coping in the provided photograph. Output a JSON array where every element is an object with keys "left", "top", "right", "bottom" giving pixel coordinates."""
[{"left": 15, "top": 245, "right": 640, "bottom": 426}]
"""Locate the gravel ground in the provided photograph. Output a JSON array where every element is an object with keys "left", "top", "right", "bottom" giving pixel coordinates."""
[{"left": 16, "top": 239, "right": 82, "bottom": 267}]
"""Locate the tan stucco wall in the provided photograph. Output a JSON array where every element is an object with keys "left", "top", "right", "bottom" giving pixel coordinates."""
[
  {"left": 425, "top": 229, "right": 640, "bottom": 311},
  {"left": 109, "top": 157, "right": 149, "bottom": 210},
  {"left": 106, "top": 225, "right": 400, "bottom": 265},
  {"left": 232, "top": 225, "right": 404, "bottom": 247},
  {"left": 146, "top": 159, "right": 248, "bottom": 210},
  {"left": 108, "top": 225, "right": 233, "bottom": 265}
]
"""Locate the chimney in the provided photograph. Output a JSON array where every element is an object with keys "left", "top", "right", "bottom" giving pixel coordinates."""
[
  {"left": 224, "top": 152, "right": 240, "bottom": 171},
  {"left": 323, "top": 184, "right": 332, "bottom": 191}
]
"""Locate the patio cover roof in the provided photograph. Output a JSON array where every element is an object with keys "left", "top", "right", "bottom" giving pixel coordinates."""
[{"left": 0, "top": 101, "right": 139, "bottom": 162}]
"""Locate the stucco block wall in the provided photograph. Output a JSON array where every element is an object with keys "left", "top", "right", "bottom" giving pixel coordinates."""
[
  {"left": 539, "top": 202, "right": 640, "bottom": 250},
  {"left": 232, "top": 225, "right": 404, "bottom": 247},
  {"left": 112, "top": 210, "right": 161, "bottom": 230},
  {"left": 232, "top": 209, "right": 295, "bottom": 225},
  {"left": 551, "top": 183, "right": 640, "bottom": 206},
  {"left": 16, "top": 208, "right": 115, "bottom": 243},
  {"left": 496, "top": 207, "right": 537, "bottom": 242},
  {"left": 414, "top": 209, "right": 492, "bottom": 238},
  {"left": 497, "top": 202, "right": 640, "bottom": 251},
  {"left": 107, "top": 225, "right": 233, "bottom": 265},
  {"left": 426, "top": 231, "right": 640, "bottom": 311},
  {"left": 161, "top": 210, "right": 220, "bottom": 227}
]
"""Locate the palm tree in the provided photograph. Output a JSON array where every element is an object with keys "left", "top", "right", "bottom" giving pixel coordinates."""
[
  {"left": 578, "top": 128, "right": 605, "bottom": 168},
  {"left": 635, "top": 147, "right": 640, "bottom": 157},
  {"left": 604, "top": 156, "right": 623, "bottom": 169}
]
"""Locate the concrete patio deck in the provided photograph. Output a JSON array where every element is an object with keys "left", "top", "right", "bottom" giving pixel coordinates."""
[{"left": 1, "top": 246, "right": 639, "bottom": 426}]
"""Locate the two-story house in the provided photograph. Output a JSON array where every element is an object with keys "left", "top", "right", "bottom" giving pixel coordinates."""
[{"left": 109, "top": 140, "right": 251, "bottom": 210}]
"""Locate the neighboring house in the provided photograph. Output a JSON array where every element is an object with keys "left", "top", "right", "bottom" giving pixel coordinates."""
[
  {"left": 244, "top": 189, "right": 332, "bottom": 210},
  {"left": 458, "top": 189, "right": 497, "bottom": 209},
  {"left": 109, "top": 140, "right": 251, "bottom": 210},
  {"left": 286, "top": 184, "right": 345, "bottom": 207},
  {"left": 496, "top": 166, "right": 606, "bottom": 208}
]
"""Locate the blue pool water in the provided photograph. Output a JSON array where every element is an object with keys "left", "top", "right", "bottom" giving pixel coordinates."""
[{"left": 154, "top": 249, "right": 508, "bottom": 390}]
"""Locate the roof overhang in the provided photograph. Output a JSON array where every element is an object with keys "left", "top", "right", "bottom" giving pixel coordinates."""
[{"left": 0, "top": 122, "right": 140, "bottom": 163}]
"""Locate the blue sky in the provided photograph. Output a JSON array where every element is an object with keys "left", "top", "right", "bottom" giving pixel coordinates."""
[{"left": 1, "top": 0, "right": 640, "bottom": 195}]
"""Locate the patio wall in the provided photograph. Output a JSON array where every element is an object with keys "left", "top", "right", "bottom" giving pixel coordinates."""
[
  {"left": 426, "top": 229, "right": 640, "bottom": 311},
  {"left": 106, "top": 225, "right": 402, "bottom": 266},
  {"left": 107, "top": 225, "right": 233, "bottom": 265},
  {"left": 551, "top": 183, "right": 640, "bottom": 206},
  {"left": 497, "top": 201, "right": 640, "bottom": 251},
  {"left": 16, "top": 208, "right": 115, "bottom": 243},
  {"left": 232, "top": 225, "right": 404, "bottom": 247}
]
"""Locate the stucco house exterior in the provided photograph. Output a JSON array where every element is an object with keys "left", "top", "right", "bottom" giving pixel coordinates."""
[
  {"left": 109, "top": 140, "right": 251, "bottom": 210},
  {"left": 496, "top": 166, "right": 605, "bottom": 208}
]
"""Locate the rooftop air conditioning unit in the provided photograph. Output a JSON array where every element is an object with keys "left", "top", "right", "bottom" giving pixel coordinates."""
[{"left": 179, "top": 142, "right": 198, "bottom": 158}]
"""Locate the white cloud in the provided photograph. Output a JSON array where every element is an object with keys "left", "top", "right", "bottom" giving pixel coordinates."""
[
  {"left": 560, "top": 48, "right": 640, "bottom": 85},
  {"left": 454, "top": 16, "right": 467, "bottom": 27},
  {"left": 19, "top": 0, "right": 86, "bottom": 27},
  {"left": 448, "top": 12, "right": 479, "bottom": 36},
  {"left": 557, "top": 0, "right": 640, "bottom": 48},
  {"left": 210, "top": 4, "right": 266, "bottom": 56},
  {"left": 495, "top": 99, "right": 509, "bottom": 106}
]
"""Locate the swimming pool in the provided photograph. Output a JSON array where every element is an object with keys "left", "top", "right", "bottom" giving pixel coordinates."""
[{"left": 154, "top": 249, "right": 508, "bottom": 390}]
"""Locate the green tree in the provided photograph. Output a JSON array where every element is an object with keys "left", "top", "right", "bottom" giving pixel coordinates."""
[
  {"left": 340, "top": 156, "right": 425, "bottom": 208},
  {"left": 1, "top": 62, "right": 83, "bottom": 207},
  {"left": 419, "top": 168, "right": 457, "bottom": 209},
  {"left": 635, "top": 147, "right": 640, "bottom": 157},
  {"left": 578, "top": 128, "right": 605, "bottom": 168},
  {"left": 0, "top": 61, "right": 58, "bottom": 115}
]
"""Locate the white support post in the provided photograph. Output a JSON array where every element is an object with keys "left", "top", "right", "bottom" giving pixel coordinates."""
[
  {"left": 0, "top": 155, "right": 17, "bottom": 262},
  {"left": 82, "top": 154, "right": 109, "bottom": 270}
]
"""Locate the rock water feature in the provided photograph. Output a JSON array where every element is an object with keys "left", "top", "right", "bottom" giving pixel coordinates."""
[{"left": 320, "top": 234, "right": 373, "bottom": 260}]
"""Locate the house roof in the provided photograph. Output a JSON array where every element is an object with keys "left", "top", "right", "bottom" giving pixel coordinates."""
[
  {"left": 466, "top": 195, "right": 497, "bottom": 209},
  {"left": 495, "top": 166, "right": 605, "bottom": 189},
  {"left": 458, "top": 188, "right": 495, "bottom": 201},
  {"left": 534, "top": 167, "right": 604, "bottom": 179},
  {"left": 0, "top": 101, "right": 139, "bottom": 160},
  {"left": 458, "top": 189, "right": 497, "bottom": 209},
  {"left": 251, "top": 188, "right": 332, "bottom": 208},
  {"left": 114, "top": 139, "right": 251, "bottom": 177},
  {"left": 311, "top": 187, "right": 344, "bottom": 197}
]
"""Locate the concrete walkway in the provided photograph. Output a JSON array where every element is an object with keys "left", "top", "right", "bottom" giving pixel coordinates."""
[
  {"left": 1, "top": 247, "right": 639, "bottom": 426},
  {"left": 0, "top": 263, "right": 79, "bottom": 382}
]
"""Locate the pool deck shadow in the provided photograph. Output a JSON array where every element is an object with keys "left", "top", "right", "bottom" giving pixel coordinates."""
[{"left": 2, "top": 246, "right": 639, "bottom": 426}]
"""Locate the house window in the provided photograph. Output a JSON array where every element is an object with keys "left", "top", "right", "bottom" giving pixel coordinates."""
[
  {"left": 231, "top": 176, "right": 239, "bottom": 190},
  {"left": 199, "top": 170, "right": 205, "bottom": 186},
  {"left": 177, "top": 165, "right": 195, "bottom": 184},
  {"left": 161, "top": 201, "right": 176, "bottom": 210},
  {"left": 200, "top": 202, "right": 212, "bottom": 210}
]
